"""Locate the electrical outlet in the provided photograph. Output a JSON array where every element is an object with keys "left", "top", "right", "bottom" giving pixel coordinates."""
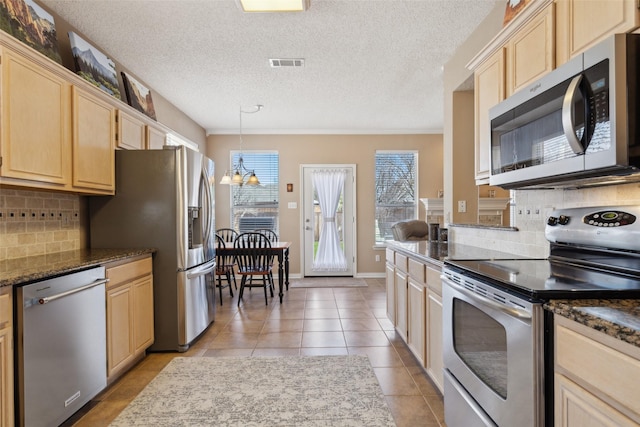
[
  {"left": 375, "top": 254, "right": 381, "bottom": 262},
  {"left": 458, "top": 200, "right": 466, "bottom": 213}
]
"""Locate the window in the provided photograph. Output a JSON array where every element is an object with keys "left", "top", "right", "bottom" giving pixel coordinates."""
[
  {"left": 230, "top": 151, "right": 279, "bottom": 234},
  {"left": 374, "top": 151, "right": 418, "bottom": 243}
]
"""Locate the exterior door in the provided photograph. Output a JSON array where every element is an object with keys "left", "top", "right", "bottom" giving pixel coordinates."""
[{"left": 302, "top": 165, "right": 355, "bottom": 277}]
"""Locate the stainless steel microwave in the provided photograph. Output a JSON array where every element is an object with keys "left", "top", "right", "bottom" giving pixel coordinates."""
[{"left": 489, "top": 33, "right": 640, "bottom": 189}]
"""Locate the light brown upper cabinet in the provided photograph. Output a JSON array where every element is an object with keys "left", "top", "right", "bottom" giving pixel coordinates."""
[
  {"left": 117, "top": 110, "right": 146, "bottom": 150},
  {"left": 146, "top": 125, "right": 167, "bottom": 150},
  {"left": 506, "top": 3, "right": 555, "bottom": 96},
  {"left": 0, "top": 44, "right": 115, "bottom": 194},
  {"left": 474, "top": 48, "right": 505, "bottom": 184},
  {"left": 72, "top": 86, "right": 116, "bottom": 194},
  {"left": 471, "top": 0, "right": 554, "bottom": 184},
  {"left": 556, "top": 0, "right": 640, "bottom": 66},
  {"left": 0, "top": 47, "right": 71, "bottom": 187}
]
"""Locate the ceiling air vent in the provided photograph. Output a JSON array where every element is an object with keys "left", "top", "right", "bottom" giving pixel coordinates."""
[{"left": 269, "top": 58, "right": 305, "bottom": 68}]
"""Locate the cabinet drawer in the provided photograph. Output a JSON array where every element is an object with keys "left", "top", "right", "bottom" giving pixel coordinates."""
[
  {"left": 395, "top": 253, "right": 408, "bottom": 273},
  {"left": 555, "top": 318, "right": 640, "bottom": 416},
  {"left": 106, "top": 256, "right": 152, "bottom": 289},
  {"left": 408, "top": 259, "right": 425, "bottom": 283},
  {"left": 0, "top": 293, "right": 11, "bottom": 326},
  {"left": 426, "top": 267, "right": 442, "bottom": 295},
  {"left": 385, "top": 249, "right": 395, "bottom": 263}
]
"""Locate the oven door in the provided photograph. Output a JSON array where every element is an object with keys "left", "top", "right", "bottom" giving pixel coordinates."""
[{"left": 442, "top": 273, "right": 544, "bottom": 427}]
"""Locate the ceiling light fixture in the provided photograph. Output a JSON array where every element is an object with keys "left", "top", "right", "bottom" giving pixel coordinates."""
[
  {"left": 220, "top": 105, "right": 264, "bottom": 186},
  {"left": 237, "top": 0, "right": 310, "bottom": 12}
]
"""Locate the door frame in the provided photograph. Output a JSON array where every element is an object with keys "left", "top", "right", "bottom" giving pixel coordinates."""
[{"left": 299, "top": 164, "right": 357, "bottom": 277}]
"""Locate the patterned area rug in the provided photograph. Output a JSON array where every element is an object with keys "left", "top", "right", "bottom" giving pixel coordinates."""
[
  {"left": 110, "top": 356, "right": 395, "bottom": 427},
  {"left": 290, "top": 277, "right": 368, "bottom": 288}
]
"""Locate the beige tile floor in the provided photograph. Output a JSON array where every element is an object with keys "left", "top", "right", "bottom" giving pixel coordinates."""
[{"left": 69, "top": 277, "right": 445, "bottom": 427}]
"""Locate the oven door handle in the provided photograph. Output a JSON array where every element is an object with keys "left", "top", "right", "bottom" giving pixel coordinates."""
[{"left": 443, "top": 277, "right": 532, "bottom": 320}]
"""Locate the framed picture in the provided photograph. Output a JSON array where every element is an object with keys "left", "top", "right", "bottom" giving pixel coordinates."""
[
  {"left": 68, "top": 31, "right": 121, "bottom": 99},
  {"left": 121, "top": 71, "right": 157, "bottom": 120},
  {"left": 0, "top": 0, "right": 62, "bottom": 63},
  {"left": 503, "top": 0, "right": 531, "bottom": 27}
]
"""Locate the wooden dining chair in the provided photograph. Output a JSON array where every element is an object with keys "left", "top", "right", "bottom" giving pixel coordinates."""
[
  {"left": 234, "top": 232, "right": 274, "bottom": 306},
  {"left": 216, "top": 228, "right": 238, "bottom": 245},
  {"left": 253, "top": 229, "right": 278, "bottom": 243},
  {"left": 214, "top": 234, "right": 236, "bottom": 305}
]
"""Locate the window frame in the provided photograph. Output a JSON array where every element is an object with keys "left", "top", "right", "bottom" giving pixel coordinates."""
[
  {"left": 374, "top": 150, "right": 419, "bottom": 244},
  {"left": 229, "top": 150, "right": 280, "bottom": 235}
]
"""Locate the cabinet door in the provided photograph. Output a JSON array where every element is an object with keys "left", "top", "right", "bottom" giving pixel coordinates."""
[
  {"left": 555, "top": 374, "right": 638, "bottom": 427},
  {"left": 147, "top": 125, "right": 166, "bottom": 149},
  {"left": 72, "top": 86, "right": 116, "bottom": 193},
  {"left": 1, "top": 49, "right": 70, "bottom": 186},
  {"left": 407, "top": 278, "right": 425, "bottom": 366},
  {"left": 507, "top": 3, "right": 555, "bottom": 96},
  {"left": 0, "top": 290, "right": 12, "bottom": 427},
  {"left": 106, "top": 285, "right": 134, "bottom": 377},
  {"left": 474, "top": 48, "right": 505, "bottom": 184},
  {"left": 386, "top": 262, "right": 396, "bottom": 325},
  {"left": 426, "top": 287, "right": 444, "bottom": 393},
  {"left": 117, "top": 110, "right": 146, "bottom": 150},
  {"left": 394, "top": 270, "right": 408, "bottom": 341},
  {"left": 556, "top": 0, "right": 639, "bottom": 64},
  {"left": 0, "top": 327, "right": 12, "bottom": 427},
  {"left": 132, "top": 275, "right": 154, "bottom": 353}
]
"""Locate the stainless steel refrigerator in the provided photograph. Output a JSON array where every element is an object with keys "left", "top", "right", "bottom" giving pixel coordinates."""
[{"left": 90, "top": 146, "right": 216, "bottom": 352}]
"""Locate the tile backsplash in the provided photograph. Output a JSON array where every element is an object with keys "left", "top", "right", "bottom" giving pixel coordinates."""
[
  {"left": 0, "top": 189, "right": 81, "bottom": 261},
  {"left": 450, "top": 182, "right": 640, "bottom": 258}
]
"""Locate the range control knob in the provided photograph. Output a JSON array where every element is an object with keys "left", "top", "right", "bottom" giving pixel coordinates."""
[
  {"left": 558, "top": 215, "right": 570, "bottom": 225},
  {"left": 547, "top": 216, "right": 558, "bottom": 226}
]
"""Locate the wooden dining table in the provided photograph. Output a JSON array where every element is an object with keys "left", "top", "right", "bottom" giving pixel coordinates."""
[{"left": 217, "top": 241, "right": 291, "bottom": 303}]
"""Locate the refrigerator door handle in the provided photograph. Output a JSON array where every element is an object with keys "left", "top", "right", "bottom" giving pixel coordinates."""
[{"left": 186, "top": 260, "right": 216, "bottom": 279}]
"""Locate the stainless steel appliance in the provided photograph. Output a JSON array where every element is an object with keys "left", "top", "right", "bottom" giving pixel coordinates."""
[
  {"left": 90, "top": 146, "right": 216, "bottom": 351},
  {"left": 489, "top": 33, "right": 640, "bottom": 189},
  {"left": 15, "top": 267, "right": 107, "bottom": 427},
  {"left": 442, "top": 205, "right": 640, "bottom": 427}
]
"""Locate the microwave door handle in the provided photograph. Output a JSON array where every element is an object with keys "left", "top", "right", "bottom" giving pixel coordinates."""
[{"left": 562, "top": 74, "right": 586, "bottom": 155}]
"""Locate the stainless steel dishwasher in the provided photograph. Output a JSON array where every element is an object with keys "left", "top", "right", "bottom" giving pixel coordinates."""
[{"left": 15, "top": 266, "right": 108, "bottom": 427}]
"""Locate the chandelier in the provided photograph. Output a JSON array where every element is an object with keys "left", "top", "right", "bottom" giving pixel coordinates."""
[{"left": 220, "top": 105, "right": 263, "bottom": 186}]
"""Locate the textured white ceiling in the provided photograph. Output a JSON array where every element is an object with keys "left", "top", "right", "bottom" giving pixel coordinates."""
[{"left": 40, "top": 0, "right": 501, "bottom": 134}]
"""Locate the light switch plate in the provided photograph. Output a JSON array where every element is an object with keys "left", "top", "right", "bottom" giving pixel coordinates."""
[{"left": 288, "top": 202, "right": 297, "bottom": 209}]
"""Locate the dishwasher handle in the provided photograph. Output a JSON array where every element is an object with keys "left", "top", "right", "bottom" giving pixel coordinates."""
[{"left": 31, "top": 278, "right": 109, "bottom": 307}]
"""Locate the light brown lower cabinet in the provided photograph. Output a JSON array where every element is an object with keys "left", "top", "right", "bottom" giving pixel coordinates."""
[
  {"left": 0, "top": 289, "right": 13, "bottom": 427},
  {"left": 385, "top": 246, "right": 444, "bottom": 393},
  {"left": 407, "top": 277, "right": 425, "bottom": 366},
  {"left": 426, "top": 266, "right": 443, "bottom": 392},
  {"left": 554, "top": 315, "right": 640, "bottom": 426},
  {"left": 105, "top": 255, "right": 154, "bottom": 383},
  {"left": 385, "top": 259, "right": 396, "bottom": 324}
]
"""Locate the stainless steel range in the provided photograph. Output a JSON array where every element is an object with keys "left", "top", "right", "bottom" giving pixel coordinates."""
[{"left": 442, "top": 206, "right": 640, "bottom": 427}]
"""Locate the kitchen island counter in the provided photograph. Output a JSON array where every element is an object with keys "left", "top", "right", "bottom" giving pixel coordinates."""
[
  {"left": 0, "top": 248, "right": 155, "bottom": 288},
  {"left": 545, "top": 299, "right": 640, "bottom": 348}
]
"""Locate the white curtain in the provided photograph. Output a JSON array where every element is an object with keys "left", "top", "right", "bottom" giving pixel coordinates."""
[{"left": 312, "top": 169, "right": 348, "bottom": 271}]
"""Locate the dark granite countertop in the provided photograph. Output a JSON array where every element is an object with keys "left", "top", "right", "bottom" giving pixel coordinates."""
[
  {"left": 0, "top": 248, "right": 155, "bottom": 288},
  {"left": 545, "top": 300, "right": 640, "bottom": 348},
  {"left": 384, "top": 240, "right": 535, "bottom": 268},
  {"left": 384, "top": 240, "right": 448, "bottom": 267}
]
